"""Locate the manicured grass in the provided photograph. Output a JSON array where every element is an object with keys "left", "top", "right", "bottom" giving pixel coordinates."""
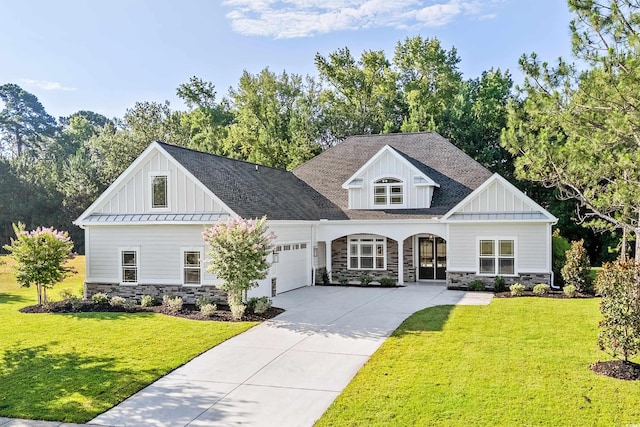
[
  {"left": 0, "top": 256, "right": 256, "bottom": 423},
  {"left": 316, "top": 298, "right": 640, "bottom": 426}
]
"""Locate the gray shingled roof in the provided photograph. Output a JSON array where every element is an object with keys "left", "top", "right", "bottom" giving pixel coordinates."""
[
  {"left": 292, "top": 132, "right": 493, "bottom": 219},
  {"left": 158, "top": 143, "right": 347, "bottom": 220}
]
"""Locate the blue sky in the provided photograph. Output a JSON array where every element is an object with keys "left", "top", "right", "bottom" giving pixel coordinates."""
[{"left": 0, "top": 1, "right": 573, "bottom": 119}]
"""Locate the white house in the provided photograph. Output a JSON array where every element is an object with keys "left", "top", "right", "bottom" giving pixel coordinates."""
[{"left": 75, "top": 132, "right": 557, "bottom": 303}]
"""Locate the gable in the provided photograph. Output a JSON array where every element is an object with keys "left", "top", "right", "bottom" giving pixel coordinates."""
[
  {"left": 75, "top": 143, "right": 235, "bottom": 225},
  {"left": 443, "top": 174, "right": 557, "bottom": 222}
]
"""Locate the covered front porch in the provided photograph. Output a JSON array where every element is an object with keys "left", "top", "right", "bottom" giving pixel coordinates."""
[{"left": 315, "top": 221, "right": 448, "bottom": 286}]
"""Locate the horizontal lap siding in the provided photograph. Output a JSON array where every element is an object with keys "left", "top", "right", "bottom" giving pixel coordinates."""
[
  {"left": 87, "top": 225, "right": 217, "bottom": 284},
  {"left": 448, "top": 223, "right": 549, "bottom": 272}
]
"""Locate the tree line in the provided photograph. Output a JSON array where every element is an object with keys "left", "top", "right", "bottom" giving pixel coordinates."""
[{"left": 0, "top": 32, "right": 624, "bottom": 262}]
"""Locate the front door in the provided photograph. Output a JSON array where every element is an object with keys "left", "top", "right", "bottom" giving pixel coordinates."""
[{"left": 418, "top": 236, "right": 446, "bottom": 280}]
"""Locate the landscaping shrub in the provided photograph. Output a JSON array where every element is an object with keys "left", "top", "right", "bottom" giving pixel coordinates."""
[
  {"left": 123, "top": 299, "right": 136, "bottom": 311},
  {"left": 510, "top": 283, "right": 525, "bottom": 296},
  {"left": 360, "top": 274, "right": 373, "bottom": 285},
  {"left": 195, "top": 296, "right": 216, "bottom": 309},
  {"left": 110, "top": 296, "right": 127, "bottom": 307},
  {"left": 338, "top": 276, "right": 349, "bottom": 285},
  {"left": 595, "top": 261, "right": 640, "bottom": 361},
  {"left": 468, "top": 280, "right": 485, "bottom": 291},
  {"left": 321, "top": 271, "right": 330, "bottom": 285},
  {"left": 92, "top": 292, "right": 109, "bottom": 306},
  {"left": 494, "top": 275, "right": 506, "bottom": 293},
  {"left": 562, "top": 239, "right": 593, "bottom": 294},
  {"left": 230, "top": 303, "right": 246, "bottom": 320},
  {"left": 379, "top": 277, "right": 396, "bottom": 287},
  {"left": 533, "top": 283, "right": 550, "bottom": 296},
  {"left": 248, "top": 296, "right": 272, "bottom": 314},
  {"left": 200, "top": 303, "right": 217, "bottom": 317},
  {"left": 140, "top": 295, "right": 158, "bottom": 307},
  {"left": 162, "top": 295, "right": 183, "bottom": 313},
  {"left": 563, "top": 284, "right": 577, "bottom": 298},
  {"left": 60, "top": 288, "right": 75, "bottom": 300},
  {"left": 68, "top": 295, "right": 83, "bottom": 311}
]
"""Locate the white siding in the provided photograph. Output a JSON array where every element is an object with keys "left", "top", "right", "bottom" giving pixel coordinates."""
[
  {"left": 447, "top": 223, "right": 550, "bottom": 272},
  {"left": 87, "top": 225, "right": 219, "bottom": 285},
  {"left": 349, "top": 150, "right": 436, "bottom": 209},
  {"left": 458, "top": 179, "right": 535, "bottom": 213},
  {"left": 97, "top": 148, "right": 230, "bottom": 215}
]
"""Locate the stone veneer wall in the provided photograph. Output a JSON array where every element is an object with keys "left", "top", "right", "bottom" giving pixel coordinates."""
[
  {"left": 330, "top": 236, "right": 415, "bottom": 284},
  {"left": 85, "top": 283, "right": 227, "bottom": 304},
  {"left": 314, "top": 266, "right": 328, "bottom": 285},
  {"left": 446, "top": 272, "right": 552, "bottom": 290}
]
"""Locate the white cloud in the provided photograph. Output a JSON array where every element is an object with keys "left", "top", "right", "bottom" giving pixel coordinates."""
[
  {"left": 20, "top": 79, "right": 76, "bottom": 91},
  {"left": 222, "top": 0, "right": 500, "bottom": 38}
]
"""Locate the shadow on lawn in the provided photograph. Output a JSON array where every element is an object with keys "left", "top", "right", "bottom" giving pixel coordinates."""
[
  {"left": 0, "top": 292, "right": 30, "bottom": 305},
  {"left": 0, "top": 343, "right": 157, "bottom": 423},
  {"left": 392, "top": 304, "right": 455, "bottom": 337},
  {"left": 65, "top": 311, "right": 156, "bottom": 321}
]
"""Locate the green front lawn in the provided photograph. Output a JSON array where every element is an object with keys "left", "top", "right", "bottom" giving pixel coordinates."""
[
  {"left": 0, "top": 256, "right": 256, "bottom": 423},
  {"left": 317, "top": 298, "right": 640, "bottom": 426}
]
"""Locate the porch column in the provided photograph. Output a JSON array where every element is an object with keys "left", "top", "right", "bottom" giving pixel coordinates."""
[
  {"left": 326, "top": 240, "right": 332, "bottom": 283},
  {"left": 397, "top": 239, "right": 404, "bottom": 286}
]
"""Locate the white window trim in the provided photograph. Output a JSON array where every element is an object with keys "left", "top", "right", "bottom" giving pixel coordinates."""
[
  {"left": 347, "top": 235, "right": 387, "bottom": 271},
  {"left": 181, "top": 246, "right": 204, "bottom": 286},
  {"left": 149, "top": 171, "right": 171, "bottom": 211},
  {"left": 476, "top": 237, "right": 518, "bottom": 277},
  {"left": 118, "top": 246, "right": 140, "bottom": 285},
  {"left": 371, "top": 176, "right": 406, "bottom": 209}
]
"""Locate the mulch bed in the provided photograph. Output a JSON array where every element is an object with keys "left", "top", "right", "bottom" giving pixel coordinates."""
[
  {"left": 19, "top": 300, "right": 284, "bottom": 322},
  {"left": 590, "top": 360, "right": 640, "bottom": 381},
  {"left": 493, "top": 290, "right": 594, "bottom": 299}
]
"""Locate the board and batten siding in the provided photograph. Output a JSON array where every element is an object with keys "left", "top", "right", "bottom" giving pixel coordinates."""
[
  {"left": 348, "top": 149, "right": 434, "bottom": 210},
  {"left": 457, "top": 178, "right": 537, "bottom": 213},
  {"left": 447, "top": 223, "right": 550, "bottom": 273},
  {"left": 86, "top": 225, "right": 220, "bottom": 285},
  {"left": 97, "top": 148, "right": 229, "bottom": 215}
]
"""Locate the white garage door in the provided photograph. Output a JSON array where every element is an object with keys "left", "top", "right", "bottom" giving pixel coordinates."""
[{"left": 274, "top": 242, "right": 310, "bottom": 294}]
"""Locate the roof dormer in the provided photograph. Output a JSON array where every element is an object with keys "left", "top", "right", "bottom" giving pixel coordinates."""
[{"left": 341, "top": 145, "right": 439, "bottom": 210}]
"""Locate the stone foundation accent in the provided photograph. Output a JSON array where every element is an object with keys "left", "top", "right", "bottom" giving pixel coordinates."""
[
  {"left": 85, "top": 283, "right": 227, "bottom": 304},
  {"left": 446, "top": 272, "right": 552, "bottom": 290}
]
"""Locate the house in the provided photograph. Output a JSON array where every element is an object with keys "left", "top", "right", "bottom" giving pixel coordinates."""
[{"left": 74, "top": 132, "right": 557, "bottom": 303}]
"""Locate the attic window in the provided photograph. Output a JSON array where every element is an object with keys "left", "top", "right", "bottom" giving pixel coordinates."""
[
  {"left": 373, "top": 178, "right": 404, "bottom": 206},
  {"left": 151, "top": 175, "right": 168, "bottom": 209}
]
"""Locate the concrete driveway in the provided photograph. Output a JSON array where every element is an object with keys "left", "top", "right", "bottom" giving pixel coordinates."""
[{"left": 89, "top": 284, "right": 492, "bottom": 427}]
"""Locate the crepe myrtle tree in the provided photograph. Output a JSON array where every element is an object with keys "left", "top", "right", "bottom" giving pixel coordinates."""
[
  {"left": 203, "top": 216, "right": 275, "bottom": 320},
  {"left": 3, "top": 222, "right": 75, "bottom": 305}
]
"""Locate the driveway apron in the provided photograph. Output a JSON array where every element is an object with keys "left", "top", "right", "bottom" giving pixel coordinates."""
[{"left": 89, "top": 284, "right": 492, "bottom": 427}]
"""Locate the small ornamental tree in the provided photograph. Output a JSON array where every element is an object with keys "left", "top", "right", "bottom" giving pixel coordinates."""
[
  {"left": 595, "top": 261, "right": 640, "bottom": 362},
  {"left": 202, "top": 216, "right": 275, "bottom": 320},
  {"left": 3, "top": 222, "right": 75, "bottom": 305},
  {"left": 561, "top": 239, "right": 592, "bottom": 294}
]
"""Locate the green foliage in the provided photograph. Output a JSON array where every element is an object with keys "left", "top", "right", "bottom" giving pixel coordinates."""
[
  {"left": 468, "top": 280, "right": 485, "bottom": 291},
  {"left": 338, "top": 276, "right": 349, "bottom": 286},
  {"left": 494, "top": 276, "right": 507, "bottom": 293},
  {"left": 359, "top": 274, "right": 373, "bottom": 285},
  {"left": 533, "top": 283, "right": 550, "bottom": 297},
  {"left": 321, "top": 271, "right": 330, "bottom": 285},
  {"left": 162, "top": 295, "right": 183, "bottom": 313},
  {"left": 248, "top": 296, "right": 272, "bottom": 314},
  {"left": 552, "top": 230, "right": 571, "bottom": 286},
  {"left": 510, "top": 283, "right": 525, "bottom": 297},
  {"left": 563, "top": 285, "right": 577, "bottom": 298},
  {"left": 595, "top": 261, "right": 640, "bottom": 362},
  {"left": 562, "top": 239, "right": 593, "bottom": 294},
  {"left": 379, "top": 277, "right": 396, "bottom": 287},
  {"left": 68, "top": 294, "right": 83, "bottom": 311},
  {"left": 195, "top": 296, "right": 216, "bottom": 309},
  {"left": 203, "top": 216, "right": 274, "bottom": 320},
  {"left": 91, "top": 292, "right": 109, "bottom": 306},
  {"left": 3, "top": 222, "right": 75, "bottom": 305},
  {"left": 140, "top": 295, "right": 158, "bottom": 307},
  {"left": 109, "top": 296, "right": 127, "bottom": 307},
  {"left": 200, "top": 303, "right": 217, "bottom": 317},
  {"left": 230, "top": 303, "right": 246, "bottom": 321}
]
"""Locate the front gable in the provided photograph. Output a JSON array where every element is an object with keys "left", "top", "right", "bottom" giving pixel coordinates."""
[
  {"left": 442, "top": 174, "right": 557, "bottom": 222},
  {"left": 341, "top": 145, "right": 439, "bottom": 210},
  {"left": 75, "top": 142, "right": 236, "bottom": 226}
]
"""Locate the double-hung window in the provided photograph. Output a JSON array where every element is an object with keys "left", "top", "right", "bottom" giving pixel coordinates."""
[
  {"left": 373, "top": 178, "right": 404, "bottom": 206},
  {"left": 479, "top": 239, "right": 515, "bottom": 275},
  {"left": 348, "top": 235, "right": 386, "bottom": 270},
  {"left": 120, "top": 248, "right": 139, "bottom": 284},
  {"left": 182, "top": 249, "right": 202, "bottom": 285},
  {"left": 151, "top": 174, "right": 168, "bottom": 209}
]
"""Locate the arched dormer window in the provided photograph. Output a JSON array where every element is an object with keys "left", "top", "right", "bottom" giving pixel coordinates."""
[{"left": 373, "top": 178, "right": 404, "bottom": 207}]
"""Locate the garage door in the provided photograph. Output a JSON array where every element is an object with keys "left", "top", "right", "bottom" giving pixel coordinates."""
[{"left": 274, "top": 242, "right": 310, "bottom": 294}]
